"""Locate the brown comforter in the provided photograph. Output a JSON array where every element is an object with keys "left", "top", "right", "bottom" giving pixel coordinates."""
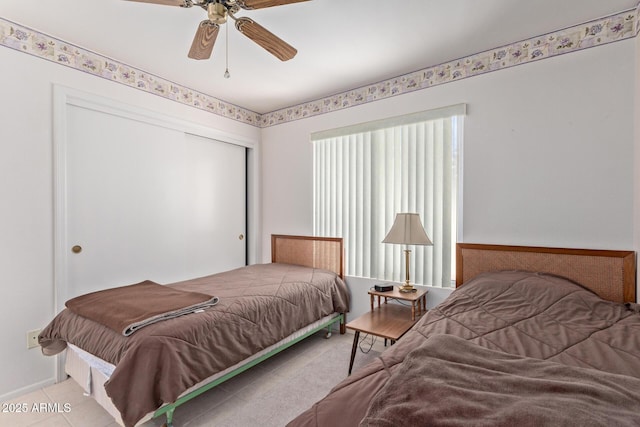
[
  {"left": 289, "top": 270, "right": 640, "bottom": 426},
  {"left": 39, "top": 263, "right": 349, "bottom": 427},
  {"left": 361, "top": 335, "right": 640, "bottom": 427}
]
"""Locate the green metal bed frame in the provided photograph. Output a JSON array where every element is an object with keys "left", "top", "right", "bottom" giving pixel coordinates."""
[{"left": 153, "top": 313, "right": 345, "bottom": 427}]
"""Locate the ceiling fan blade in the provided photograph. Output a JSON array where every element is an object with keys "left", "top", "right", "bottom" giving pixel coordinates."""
[
  {"left": 126, "top": 0, "right": 190, "bottom": 6},
  {"left": 235, "top": 17, "right": 297, "bottom": 61},
  {"left": 236, "top": 0, "right": 310, "bottom": 10},
  {"left": 188, "top": 21, "right": 219, "bottom": 60}
]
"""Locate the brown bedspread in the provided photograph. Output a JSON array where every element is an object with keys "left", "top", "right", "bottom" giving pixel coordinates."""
[
  {"left": 289, "top": 270, "right": 640, "bottom": 427},
  {"left": 361, "top": 334, "right": 640, "bottom": 427},
  {"left": 65, "top": 280, "right": 219, "bottom": 336},
  {"left": 39, "top": 263, "right": 349, "bottom": 427}
]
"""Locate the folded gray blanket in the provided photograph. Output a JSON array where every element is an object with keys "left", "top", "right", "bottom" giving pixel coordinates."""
[
  {"left": 66, "top": 280, "right": 219, "bottom": 336},
  {"left": 361, "top": 334, "right": 640, "bottom": 427}
]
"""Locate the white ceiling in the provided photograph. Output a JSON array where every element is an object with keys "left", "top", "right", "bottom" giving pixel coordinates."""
[{"left": 2, "top": 0, "right": 638, "bottom": 114}]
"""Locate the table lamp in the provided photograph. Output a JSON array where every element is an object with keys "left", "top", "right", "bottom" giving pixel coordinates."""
[{"left": 382, "top": 213, "right": 432, "bottom": 293}]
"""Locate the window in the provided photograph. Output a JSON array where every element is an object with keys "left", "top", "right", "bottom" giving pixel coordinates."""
[{"left": 312, "top": 104, "right": 464, "bottom": 287}]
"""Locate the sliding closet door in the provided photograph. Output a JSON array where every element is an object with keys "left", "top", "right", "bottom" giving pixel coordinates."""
[{"left": 63, "top": 104, "right": 246, "bottom": 301}]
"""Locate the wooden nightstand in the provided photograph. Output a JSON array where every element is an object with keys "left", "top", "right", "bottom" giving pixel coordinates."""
[
  {"left": 369, "top": 286, "right": 428, "bottom": 321},
  {"left": 346, "top": 303, "right": 418, "bottom": 375}
]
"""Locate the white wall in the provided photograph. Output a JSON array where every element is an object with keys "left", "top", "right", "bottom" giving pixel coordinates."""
[
  {"left": 261, "top": 40, "right": 635, "bottom": 316},
  {"left": 0, "top": 46, "right": 260, "bottom": 400}
]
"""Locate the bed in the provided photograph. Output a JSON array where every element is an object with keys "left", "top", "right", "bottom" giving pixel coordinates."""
[
  {"left": 288, "top": 243, "right": 640, "bottom": 427},
  {"left": 38, "top": 234, "right": 349, "bottom": 427}
]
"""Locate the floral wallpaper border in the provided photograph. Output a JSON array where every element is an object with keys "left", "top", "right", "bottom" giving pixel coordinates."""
[
  {"left": 1, "top": 7, "right": 638, "bottom": 129},
  {"left": 260, "top": 8, "right": 638, "bottom": 127},
  {"left": 0, "top": 18, "right": 261, "bottom": 126}
]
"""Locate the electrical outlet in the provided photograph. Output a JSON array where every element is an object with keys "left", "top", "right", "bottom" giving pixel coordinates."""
[{"left": 27, "top": 329, "right": 41, "bottom": 350}]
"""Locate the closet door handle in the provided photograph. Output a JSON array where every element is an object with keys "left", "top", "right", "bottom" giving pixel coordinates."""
[
  {"left": 71, "top": 245, "right": 82, "bottom": 254},
  {"left": 239, "top": 234, "right": 244, "bottom": 241}
]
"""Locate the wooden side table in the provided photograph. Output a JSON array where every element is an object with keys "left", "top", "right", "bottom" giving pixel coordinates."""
[
  {"left": 345, "top": 304, "right": 416, "bottom": 374},
  {"left": 369, "top": 286, "right": 428, "bottom": 320}
]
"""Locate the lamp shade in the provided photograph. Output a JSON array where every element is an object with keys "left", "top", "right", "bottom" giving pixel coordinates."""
[{"left": 382, "top": 213, "right": 433, "bottom": 246}]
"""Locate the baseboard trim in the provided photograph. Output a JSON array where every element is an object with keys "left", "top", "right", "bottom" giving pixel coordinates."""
[{"left": 0, "top": 378, "right": 57, "bottom": 403}]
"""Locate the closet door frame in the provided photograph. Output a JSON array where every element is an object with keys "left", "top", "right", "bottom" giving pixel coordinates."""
[{"left": 52, "top": 85, "right": 260, "bottom": 381}]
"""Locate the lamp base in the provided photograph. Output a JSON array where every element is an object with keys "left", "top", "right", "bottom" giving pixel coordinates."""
[{"left": 398, "top": 283, "right": 417, "bottom": 293}]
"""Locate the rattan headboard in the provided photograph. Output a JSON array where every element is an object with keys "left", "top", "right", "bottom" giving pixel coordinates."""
[
  {"left": 271, "top": 235, "right": 344, "bottom": 279},
  {"left": 456, "top": 243, "right": 636, "bottom": 303}
]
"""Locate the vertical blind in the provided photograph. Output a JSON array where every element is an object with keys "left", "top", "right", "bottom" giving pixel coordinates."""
[{"left": 312, "top": 105, "right": 464, "bottom": 287}]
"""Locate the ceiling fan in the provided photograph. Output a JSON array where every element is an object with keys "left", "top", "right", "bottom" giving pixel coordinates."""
[{"left": 127, "top": 0, "right": 308, "bottom": 61}]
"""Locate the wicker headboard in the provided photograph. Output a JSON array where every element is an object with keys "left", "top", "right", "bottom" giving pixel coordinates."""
[
  {"left": 456, "top": 243, "right": 636, "bottom": 303},
  {"left": 271, "top": 235, "right": 344, "bottom": 279}
]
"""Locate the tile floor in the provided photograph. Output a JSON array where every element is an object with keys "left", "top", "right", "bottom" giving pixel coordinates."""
[{"left": 1, "top": 330, "right": 385, "bottom": 427}]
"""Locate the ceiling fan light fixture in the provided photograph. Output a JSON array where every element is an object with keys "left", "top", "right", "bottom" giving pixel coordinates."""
[
  {"left": 127, "top": 0, "right": 305, "bottom": 61},
  {"left": 207, "top": 2, "right": 228, "bottom": 24}
]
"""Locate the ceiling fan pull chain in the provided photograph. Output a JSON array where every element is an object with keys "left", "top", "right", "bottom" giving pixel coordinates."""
[{"left": 224, "top": 22, "right": 231, "bottom": 79}]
